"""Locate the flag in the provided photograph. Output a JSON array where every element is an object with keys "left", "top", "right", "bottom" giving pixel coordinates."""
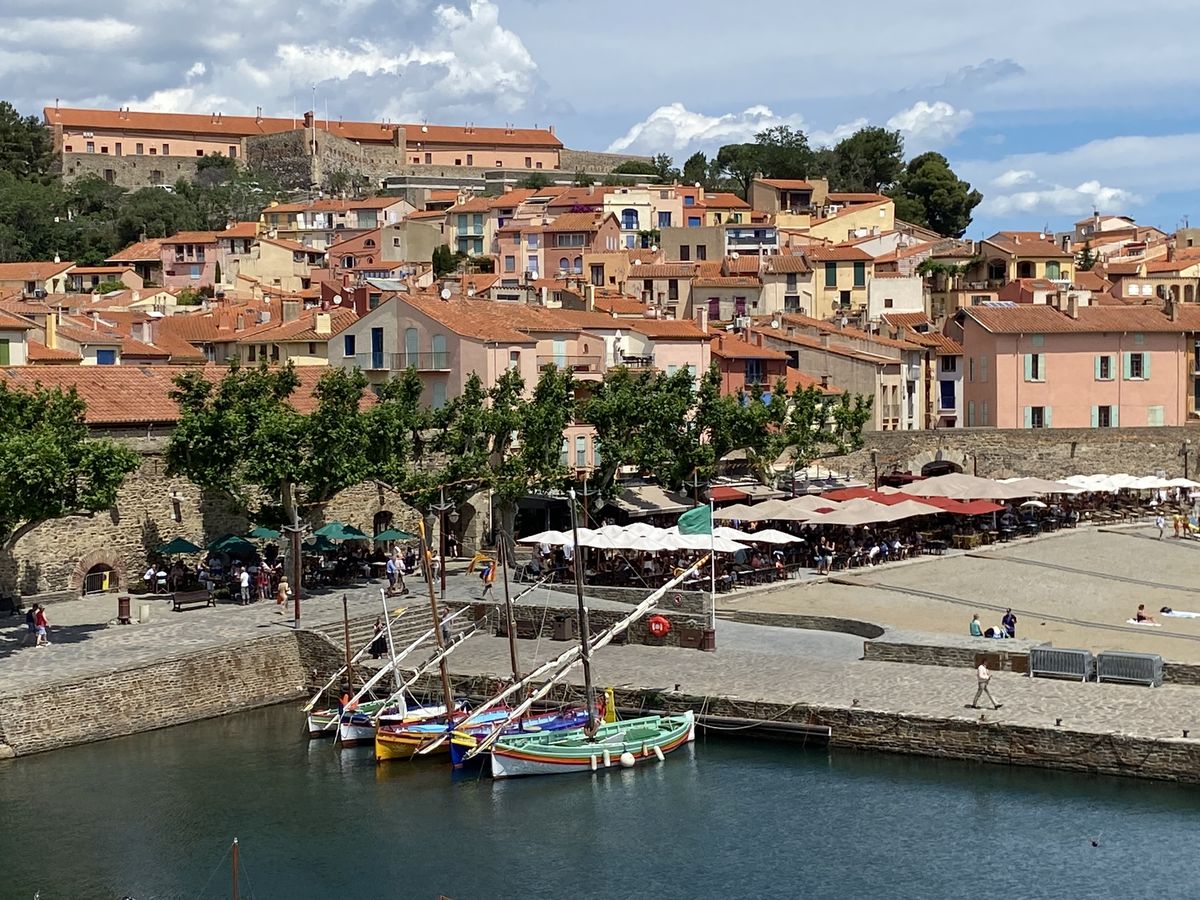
[{"left": 678, "top": 504, "right": 712, "bottom": 535}]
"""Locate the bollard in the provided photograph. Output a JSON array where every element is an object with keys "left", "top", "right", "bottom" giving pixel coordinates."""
[
  {"left": 139, "top": 603, "right": 152, "bottom": 624},
  {"left": 117, "top": 595, "right": 132, "bottom": 625}
]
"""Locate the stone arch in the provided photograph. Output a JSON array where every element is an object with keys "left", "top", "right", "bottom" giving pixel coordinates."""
[
  {"left": 905, "top": 448, "right": 969, "bottom": 477},
  {"left": 71, "top": 548, "right": 126, "bottom": 594},
  {"left": 373, "top": 510, "right": 394, "bottom": 536}
]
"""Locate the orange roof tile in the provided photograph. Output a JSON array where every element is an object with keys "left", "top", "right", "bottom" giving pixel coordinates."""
[
  {"left": 25, "top": 340, "right": 82, "bottom": 363},
  {"left": 985, "top": 232, "right": 1072, "bottom": 259},
  {"left": 543, "top": 212, "right": 610, "bottom": 233},
  {"left": 630, "top": 264, "right": 698, "bottom": 279},
  {"left": 593, "top": 297, "right": 650, "bottom": 316},
  {"left": 880, "top": 312, "right": 931, "bottom": 329},
  {"left": 965, "top": 304, "right": 1200, "bottom": 334},
  {"left": 757, "top": 179, "right": 816, "bottom": 190},
  {"left": 693, "top": 276, "right": 761, "bottom": 288},
  {"left": 710, "top": 335, "right": 788, "bottom": 361},
  {"left": 787, "top": 369, "right": 842, "bottom": 394},
  {"left": 764, "top": 256, "right": 812, "bottom": 275},
  {"left": 0, "top": 261, "right": 75, "bottom": 281},
  {"left": 623, "top": 318, "right": 709, "bottom": 341},
  {"left": 71, "top": 266, "right": 133, "bottom": 276},
  {"left": 107, "top": 238, "right": 166, "bottom": 262},
  {"left": 805, "top": 246, "right": 873, "bottom": 262},
  {"left": 160, "top": 231, "right": 219, "bottom": 245},
  {"left": 702, "top": 192, "right": 751, "bottom": 209},
  {"left": 827, "top": 192, "right": 890, "bottom": 204},
  {"left": 236, "top": 307, "right": 357, "bottom": 343}
]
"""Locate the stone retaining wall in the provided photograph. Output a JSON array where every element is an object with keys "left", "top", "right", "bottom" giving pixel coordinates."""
[
  {"left": 0, "top": 630, "right": 340, "bottom": 757},
  {"left": 720, "top": 610, "right": 885, "bottom": 639},
  {"left": 545, "top": 583, "right": 708, "bottom": 615}
]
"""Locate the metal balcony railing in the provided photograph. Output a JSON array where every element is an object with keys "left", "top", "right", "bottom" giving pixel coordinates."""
[
  {"left": 536, "top": 355, "right": 603, "bottom": 374},
  {"left": 353, "top": 351, "right": 451, "bottom": 372}
]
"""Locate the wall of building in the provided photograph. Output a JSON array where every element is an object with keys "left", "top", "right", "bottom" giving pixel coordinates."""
[
  {"left": 559, "top": 149, "right": 649, "bottom": 174},
  {"left": 61, "top": 152, "right": 207, "bottom": 188},
  {"left": 867, "top": 275, "right": 924, "bottom": 322}
]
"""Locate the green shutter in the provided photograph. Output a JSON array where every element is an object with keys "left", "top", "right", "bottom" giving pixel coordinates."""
[
  {"left": 1143, "top": 353, "right": 1151, "bottom": 380},
  {"left": 1091, "top": 406, "right": 1099, "bottom": 428},
  {"left": 1122, "top": 352, "right": 1132, "bottom": 380},
  {"left": 1094, "top": 355, "right": 1102, "bottom": 380},
  {"left": 1023, "top": 354, "right": 1033, "bottom": 382},
  {"left": 1037, "top": 353, "right": 1045, "bottom": 382},
  {"left": 1111, "top": 406, "right": 1120, "bottom": 427},
  {"left": 1023, "top": 406, "right": 1032, "bottom": 429},
  {"left": 825, "top": 262, "right": 837, "bottom": 287},
  {"left": 967, "top": 401, "right": 975, "bottom": 426},
  {"left": 0, "top": 340, "right": 10, "bottom": 366},
  {"left": 1044, "top": 406, "right": 1052, "bottom": 428}
]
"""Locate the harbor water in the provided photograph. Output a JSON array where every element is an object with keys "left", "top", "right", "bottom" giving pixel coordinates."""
[{"left": 4, "top": 702, "right": 1200, "bottom": 900}]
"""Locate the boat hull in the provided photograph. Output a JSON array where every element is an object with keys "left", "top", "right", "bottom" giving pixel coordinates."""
[
  {"left": 306, "top": 699, "right": 389, "bottom": 738},
  {"left": 375, "top": 708, "right": 513, "bottom": 763},
  {"left": 336, "top": 702, "right": 458, "bottom": 747},
  {"left": 449, "top": 707, "right": 593, "bottom": 770},
  {"left": 489, "top": 711, "right": 695, "bottom": 779}
]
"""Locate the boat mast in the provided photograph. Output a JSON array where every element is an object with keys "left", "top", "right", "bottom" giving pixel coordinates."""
[
  {"left": 420, "top": 520, "right": 456, "bottom": 719},
  {"left": 568, "top": 488, "right": 597, "bottom": 734},
  {"left": 380, "top": 589, "right": 400, "bottom": 692},
  {"left": 498, "top": 538, "right": 522, "bottom": 688},
  {"left": 341, "top": 594, "right": 353, "bottom": 692},
  {"left": 231, "top": 837, "right": 239, "bottom": 900}
]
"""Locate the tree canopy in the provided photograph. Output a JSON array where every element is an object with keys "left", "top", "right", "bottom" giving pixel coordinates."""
[
  {"left": 0, "top": 382, "right": 140, "bottom": 551},
  {"left": 888, "top": 152, "right": 983, "bottom": 238}
]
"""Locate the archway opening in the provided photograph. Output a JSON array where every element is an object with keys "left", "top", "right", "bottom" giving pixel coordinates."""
[
  {"left": 373, "top": 511, "right": 394, "bottom": 536},
  {"left": 83, "top": 562, "right": 116, "bottom": 595},
  {"left": 921, "top": 460, "right": 963, "bottom": 477}
]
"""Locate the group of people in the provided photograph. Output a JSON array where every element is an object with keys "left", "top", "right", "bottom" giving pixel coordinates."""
[
  {"left": 21, "top": 604, "right": 50, "bottom": 647},
  {"left": 969, "top": 609, "right": 1018, "bottom": 640}
]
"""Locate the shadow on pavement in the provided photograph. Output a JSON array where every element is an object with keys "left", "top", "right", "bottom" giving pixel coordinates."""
[{"left": 0, "top": 622, "right": 110, "bottom": 658}]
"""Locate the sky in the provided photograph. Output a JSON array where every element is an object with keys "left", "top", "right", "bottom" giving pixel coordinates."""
[{"left": 6, "top": 0, "right": 1200, "bottom": 236}]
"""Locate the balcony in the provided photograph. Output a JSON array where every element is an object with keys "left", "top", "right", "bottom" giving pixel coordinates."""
[
  {"left": 353, "top": 351, "right": 451, "bottom": 372},
  {"left": 537, "top": 355, "right": 603, "bottom": 375},
  {"left": 616, "top": 353, "right": 656, "bottom": 371}
]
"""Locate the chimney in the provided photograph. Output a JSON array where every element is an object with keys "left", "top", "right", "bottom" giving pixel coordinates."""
[
  {"left": 236, "top": 313, "right": 245, "bottom": 332},
  {"left": 695, "top": 305, "right": 708, "bottom": 333},
  {"left": 539, "top": 286, "right": 548, "bottom": 306},
  {"left": 131, "top": 290, "right": 140, "bottom": 304},
  {"left": 1168, "top": 295, "right": 1180, "bottom": 322},
  {"left": 1066, "top": 293, "right": 1079, "bottom": 319},
  {"left": 584, "top": 283, "right": 595, "bottom": 311},
  {"left": 45, "top": 313, "right": 56, "bottom": 350},
  {"left": 91, "top": 310, "right": 99, "bottom": 331},
  {"left": 820, "top": 374, "right": 830, "bottom": 389},
  {"left": 282, "top": 300, "right": 301, "bottom": 323},
  {"left": 303, "top": 110, "right": 314, "bottom": 128},
  {"left": 755, "top": 332, "right": 764, "bottom": 347},
  {"left": 315, "top": 312, "right": 331, "bottom": 335},
  {"left": 820, "top": 332, "right": 831, "bottom": 349},
  {"left": 256, "top": 106, "right": 263, "bottom": 124},
  {"left": 717, "top": 335, "right": 724, "bottom": 351}
]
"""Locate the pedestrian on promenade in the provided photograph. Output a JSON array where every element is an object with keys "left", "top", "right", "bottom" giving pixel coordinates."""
[
  {"left": 239, "top": 567, "right": 251, "bottom": 605},
  {"left": 1002, "top": 609, "right": 1017, "bottom": 639},
  {"left": 275, "top": 577, "right": 290, "bottom": 615},
  {"left": 1156, "top": 513, "right": 1166, "bottom": 539},
  {"left": 369, "top": 617, "right": 387, "bottom": 659},
  {"left": 34, "top": 604, "right": 50, "bottom": 646},
  {"left": 969, "top": 614, "right": 983, "bottom": 637},
  {"left": 971, "top": 661, "right": 1001, "bottom": 710},
  {"left": 256, "top": 566, "right": 270, "bottom": 601},
  {"left": 21, "top": 605, "right": 36, "bottom": 646},
  {"left": 1174, "top": 513, "right": 1184, "bottom": 538}
]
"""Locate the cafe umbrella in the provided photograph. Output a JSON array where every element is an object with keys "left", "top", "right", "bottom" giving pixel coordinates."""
[{"left": 157, "top": 537, "right": 203, "bottom": 555}]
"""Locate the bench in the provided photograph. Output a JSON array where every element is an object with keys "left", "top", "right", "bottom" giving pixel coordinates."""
[{"left": 171, "top": 589, "right": 215, "bottom": 612}]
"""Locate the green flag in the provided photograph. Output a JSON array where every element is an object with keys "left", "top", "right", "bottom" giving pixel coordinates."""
[{"left": 678, "top": 504, "right": 712, "bottom": 535}]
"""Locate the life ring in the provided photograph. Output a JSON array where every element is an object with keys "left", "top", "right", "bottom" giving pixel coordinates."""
[{"left": 647, "top": 615, "right": 671, "bottom": 638}]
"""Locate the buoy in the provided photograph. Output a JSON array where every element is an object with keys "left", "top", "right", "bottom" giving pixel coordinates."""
[
  {"left": 653, "top": 745, "right": 665, "bottom": 762},
  {"left": 603, "top": 749, "right": 612, "bottom": 768},
  {"left": 619, "top": 751, "right": 636, "bottom": 768},
  {"left": 590, "top": 755, "right": 598, "bottom": 772}
]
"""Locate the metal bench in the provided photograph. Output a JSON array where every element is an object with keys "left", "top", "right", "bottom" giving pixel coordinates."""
[
  {"left": 1097, "top": 651, "right": 1163, "bottom": 687},
  {"left": 1029, "top": 646, "right": 1095, "bottom": 682},
  {"left": 171, "top": 589, "right": 215, "bottom": 612}
]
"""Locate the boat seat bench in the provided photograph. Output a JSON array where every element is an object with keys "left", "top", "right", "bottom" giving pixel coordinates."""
[{"left": 171, "top": 589, "right": 216, "bottom": 611}]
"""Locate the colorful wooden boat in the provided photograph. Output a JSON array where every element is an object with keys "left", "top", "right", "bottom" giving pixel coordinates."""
[
  {"left": 448, "top": 706, "right": 594, "bottom": 770},
  {"left": 375, "top": 709, "right": 513, "bottom": 762},
  {"left": 336, "top": 700, "right": 463, "bottom": 747},
  {"left": 306, "top": 699, "right": 390, "bottom": 738},
  {"left": 488, "top": 711, "right": 695, "bottom": 779}
]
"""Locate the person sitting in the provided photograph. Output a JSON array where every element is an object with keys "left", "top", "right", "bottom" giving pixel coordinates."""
[
  {"left": 1135, "top": 604, "right": 1157, "bottom": 624},
  {"left": 969, "top": 614, "right": 984, "bottom": 637}
]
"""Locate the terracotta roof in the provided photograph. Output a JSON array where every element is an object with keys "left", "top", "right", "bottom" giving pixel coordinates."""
[
  {"left": 1073, "top": 271, "right": 1112, "bottom": 292},
  {"left": 702, "top": 192, "right": 751, "bottom": 209},
  {"left": 398, "top": 295, "right": 536, "bottom": 343},
  {"left": 593, "top": 297, "right": 650, "bottom": 316},
  {"left": 694, "top": 276, "right": 761, "bottom": 288},
  {"left": 160, "top": 231, "right": 219, "bottom": 245},
  {"left": 723, "top": 256, "right": 762, "bottom": 275},
  {"left": 622, "top": 318, "right": 709, "bottom": 341},
  {"left": 764, "top": 256, "right": 812, "bottom": 275},
  {"left": 462, "top": 274, "right": 500, "bottom": 295},
  {"left": 920, "top": 332, "right": 964, "bottom": 355},
  {"left": 965, "top": 304, "right": 1200, "bottom": 334},
  {"left": 327, "top": 229, "right": 383, "bottom": 255},
  {"left": 544, "top": 187, "right": 616, "bottom": 209},
  {"left": 756, "top": 179, "right": 815, "bottom": 190},
  {"left": 25, "top": 340, "right": 82, "bottom": 363},
  {"left": 0, "top": 261, "right": 75, "bottom": 281},
  {"left": 107, "top": 238, "right": 166, "bottom": 262},
  {"left": 404, "top": 210, "right": 446, "bottom": 222},
  {"left": 710, "top": 335, "right": 788, "bottom": 361},
  {"left": 753, "top": 328, "right": 895, "bottom": 365},
  {"left": 1144, "top": 258, "right": 1200, "bottom": 274},
  {"left": 47, "top": 107, "right": 563, "bottom": 149},
  {"left": 0, "top": 309, "right": 35, "bottom": 331},
  {"left": 542, "top": 212, "right": 609, "bottom": 233},
  {"left": 632, "top": 264, "right": 698, "bottom": 279},
  {"left": 257, "top": 236, "right": 324, "bottom": 255},
  {"left": 880, "top": 312, "right": 931, "bottom": 329},
  {"left": 236, "top": 307, "right": 357, "bottom": 343},
  {"left": 805, "top": 246, "right": 873, "bottom": 262},
  {"left": 787, "top": 369, "right": 841, "bottom": 394},
  {"left": 985, "top": 232, "right": 1072, "bottom": 259},
  {"left": 219, "top": 221, "right": 260, "bottom": 239},
  {"left": 827, "top": 192, "right": 889, "bottom": 204},
  {"left": 446, "top": 196, "right": 492, "bottom": 213},
  {"left": 779, "top": 313, "right": 921, "bottom": 352},
  {"left": 627, "top": 249, "right": 661, "bottom": 265},
  {"left": 70, "top": 266, "right": 133, "bottom": 276},
  {"left": 1102, "top": 262, "right": 1140, "bottom": 276}
]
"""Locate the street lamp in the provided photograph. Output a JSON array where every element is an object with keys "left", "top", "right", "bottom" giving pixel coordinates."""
[
  {"left": 430, "top": 487, "right": 459, "bottom": 599},
  {"left": 1183, "top": 439, "right": 1192, "bottom": 480}
]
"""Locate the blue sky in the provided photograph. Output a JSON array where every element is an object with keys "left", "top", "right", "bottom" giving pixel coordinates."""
[{"left": 6, "top": 0, "right": 1200, "bottom": 236}]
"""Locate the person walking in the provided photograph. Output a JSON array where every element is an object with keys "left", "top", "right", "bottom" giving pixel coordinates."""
[
  {"left": 21, "top": 604, "right": 37, "bottom": 646},
  {"left": 1156, "top": 512, "right": 1166, "bottom": 539},
  {"left": 971, "top": 660, "right": 1001, "bottom": 709},
  {"left": 239, "top": 567, "right": 251, "bottom": 605},
  {"left": 34, "top": 604, "right": 50, "bottom": 646},
  {"left": 369, "top": 617, "right": 387, "bottom": 660},
  {"left": 274, "top": 577, "right": 290, "bottom": 615}
]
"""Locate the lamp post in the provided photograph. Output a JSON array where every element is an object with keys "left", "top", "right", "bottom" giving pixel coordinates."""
[
  {"left": 1183, "top": 439, "right": 1192, "bottom": 480},
  {"left": 430, "top": 487, "right": 458, "bottom": 600},
  {"left": 870, "top": 449, "right": 880, "bottom": 489}
]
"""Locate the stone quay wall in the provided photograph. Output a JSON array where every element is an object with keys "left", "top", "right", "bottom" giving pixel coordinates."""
[
  {"left": 823, "top": 425, "right": 1200, "bottom": 483},
  {"left": 60, "top": 152, "right": 208, "bottom": 188},
  {"left": 0, "top": 630, "right": 340, "bottom": 758}
]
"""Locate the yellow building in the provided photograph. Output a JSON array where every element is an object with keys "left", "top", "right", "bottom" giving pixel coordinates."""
[
  {"left": 973, "top": 232, "right": 1074, "bottom": 286},
  {"left": 806, "top": 195, "right": 896, "bottom": 244},
  {"left": 807, "top": 246, "right": 874, "bottom": 319}
]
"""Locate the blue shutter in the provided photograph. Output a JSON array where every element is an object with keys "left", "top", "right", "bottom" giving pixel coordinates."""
[
  {"left": 1143, "top": 354, "right": 1151, "bottom": 380},
  {"left": 1023, "top": 354, "right": 1032, "bottom": 382},
  {"left": 1037, "top": 353, "right": 1045, "bottom": 382},
  {"left": 1094, "top": 355, "right": 1102, "bottom": 380},
  {"left": 1044, "top": 406, "right": 1052, "bottom": 428},
  {"left": 1122, "top": 352, "right": 1132, "bottom": 380},
  {"left": 1111, "top": 406, "right": 1120, "bottom": 427},
  {"left": 967, "top": 401, "right": 975, "bottom": 427},
  {"left": 1091, "top": 406, "right": 1099, "bottom": 428},
  {"left": 1023, "top": 406, "right": 1032, "bottom": 429}
]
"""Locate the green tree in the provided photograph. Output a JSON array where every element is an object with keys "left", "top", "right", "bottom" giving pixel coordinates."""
[
  {"left": 166, "top": 363, "right": 371, "bottom": 590},
  {"left": 0, "top": 101, "right": 54, "bottom": 181},
  {"left": 714, "top": 143, "right": 763, "bottom": 200},
  {"left": 611, "top": 160, "right": 657, "bottom": 177},
  {"left": 682, "top": 151, "right": 709, "bottom": 187},
  {"left": 573, "top": 170, "right": 595, "bottom": 187},
  {"left": 0, "top": 382, "right": 140, "bottom": 554},
  {"left": 116, "top": 186, "right": 202, "bottom": 245},
  {"left": 519, "top": 172, "right": 551, "bottom": 190},
  {"left": 432, "top": 244, "right": 457, "bottom": 278},
  {"left": 92, "top": 280, "right": 126, "bottom": 294},
  {"left": 753, "top": 125, "right": 814, "bottom": 180},
  {"left": 888, "top": 152, "right": 982, "bottom": 238},
  {"left": 830, "top": 126, "right": 905, "bottom": 193},
  {"left": 1076, "top": 241, "right": 1097, "bottom": 272}
]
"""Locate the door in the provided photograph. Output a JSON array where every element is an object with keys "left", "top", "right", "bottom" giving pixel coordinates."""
[
  {"left": 552, "top": 339, "right": 567, "bottom": 367},
  {"left": 371, "top": 327, "right": 385, "bottom": 370}
]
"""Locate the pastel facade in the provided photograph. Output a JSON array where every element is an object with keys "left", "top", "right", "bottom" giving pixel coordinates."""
[{"left": 160, "top": 232, "right": 218, "bottom": 289}]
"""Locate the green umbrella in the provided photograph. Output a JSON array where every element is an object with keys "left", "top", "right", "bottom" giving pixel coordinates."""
[
  {"left": 314, "top": 521, "right": 369, "bottom": 541},
  {"left": 247, "top": 526, "right": 282, "bottom": 540},
  {"left": 373, "top": 528, "right": 417, "bottom": 543},
  {"left": 158, "top": 537, "right": 202, "bottom": 555},
  {"left": 207, "top": 533, "right": 256, "bottom": 555},
  {"left": 302, "top": 534, "right": 338, "bottom": 553}
]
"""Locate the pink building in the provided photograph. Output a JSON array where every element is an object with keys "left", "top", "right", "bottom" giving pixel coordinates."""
[
  {"left": 160, "top": 232, "right": 219, "bottom": 289},
  {"left": 959, "top": 303, "right": 1200, "bottom": 429}
]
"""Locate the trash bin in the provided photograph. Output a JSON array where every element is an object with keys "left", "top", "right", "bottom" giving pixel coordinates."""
[
  {"left": 117, "top": 595, "right": 132, "bottom": 625},
  {"left": 700, "top": 627, "right": 717, "bottom": 652},
  {"left": 551, "top": 614, "right": 577, "bottom": 642}
]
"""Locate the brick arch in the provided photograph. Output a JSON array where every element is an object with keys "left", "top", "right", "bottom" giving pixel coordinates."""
[
  {"left": 71, "top": 549, "right": 126, "bottom": 592},
  {"left": 905, "top": 448, "right": 969, "bottom": 477}
]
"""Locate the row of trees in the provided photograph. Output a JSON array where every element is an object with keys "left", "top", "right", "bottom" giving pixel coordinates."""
[
  {"left": 0, "top": 101, "right": 285, "bottom": 265},
  {"left": 614, "top": 125, "right": 982, "bottom": 238},
  {"left": 165, "top": 362, "right": 872, "bottom": 557}
]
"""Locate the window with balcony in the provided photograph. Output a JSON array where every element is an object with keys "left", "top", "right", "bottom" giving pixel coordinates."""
[
  {"left": 572, "top": 256, "right": 582, "bottom": 273},
  {"left": 745, "top": 359, "right": 765, "bottom": 385},
  {"left": 403, "top": 328, "right": 418, "bottom": 367},
  {"left": 621, "top": 208, "right": 639, "bottom": 230},
  {"left": 825, "top": 262, "right": 837, "bottom": 288},
  {"left": 558, "top": 257, "right": 569, "bottom": 272},
  {"left": 526, "top": 255, "right": 538, "bottom": 276},
  {"left": 591, "top": 264, "right": 604, "bottom": 287},
  {"left": 939, "top": 380, "right": 955, "bottom": 410},
  {"left": 86, "top": 142, "right": 95, "bottom": 153},
  {"left": 509, "top": 351, "right": 520, "bottom": 370},
  {"left": 559, "top": 438, "right": 569, "bottom": 466},
  {"left": 431, "top": 334, "right": 448, "bottom": 369}
]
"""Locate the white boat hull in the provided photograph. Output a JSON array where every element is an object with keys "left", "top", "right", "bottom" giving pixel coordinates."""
[{"left": 337, "top": 702, "right": 459, "bottom": 747}]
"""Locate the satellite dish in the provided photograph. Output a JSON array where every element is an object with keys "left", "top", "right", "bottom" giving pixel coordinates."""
[
  {"left": 632, "top": 259, "right": 642, "bottom": 266},
  {"left": 332, "top": 295, "right": 342, "bottom": 305},
  {"left": 730, "top": 252, "right": 739, "bottom": 259},
  {"left": 650, "top": 244, "right": 658, "bottom": 252},
  {"left": 694, "top": 182, "right": 701, "bottom": 188},
  {"left": 440, "top": 288, "right": 451, "bottom": 300}
]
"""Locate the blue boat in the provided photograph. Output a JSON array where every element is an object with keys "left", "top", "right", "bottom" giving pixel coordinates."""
[{"left": 448, "top": 707, "right": 594, "bottom": 770}]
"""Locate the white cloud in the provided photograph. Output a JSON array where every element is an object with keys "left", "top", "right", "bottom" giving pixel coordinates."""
[
  {"left": 887, "top": 100, "right": 973, "bottom": 152},
  {"left": 1, "top": 17, "right": 138, "bottom": 46},
  {"left": 186, "top": 61, "right": 206, "bottom": 79},
  {"left": 993, "top": 169, "right": 1035, "bottom": 188},
  {"left": 985, "top": 180, "right": 1140, "bottom": 217}
]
